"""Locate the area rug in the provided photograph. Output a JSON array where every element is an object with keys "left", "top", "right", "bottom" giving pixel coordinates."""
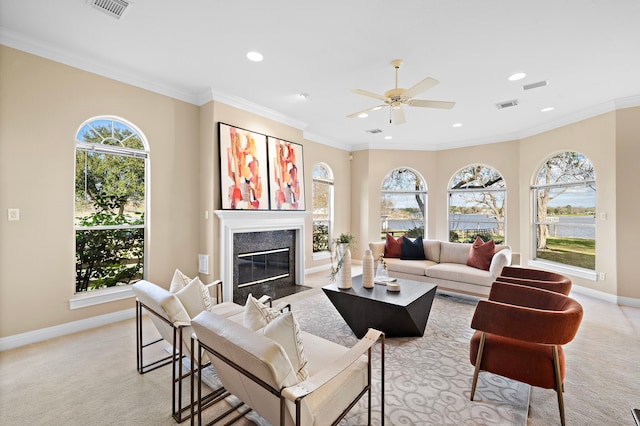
[{"left": 289, "top": 291, "right": 530, "bottom": 426}]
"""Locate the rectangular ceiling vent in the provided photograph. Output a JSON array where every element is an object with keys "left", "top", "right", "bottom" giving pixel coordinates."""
[
  {"left": 523, "top": 80, "right": 549, "bottom": 91},
  {"left": 496, "top": 99, "right": 519, "bottom": 109},
  {"left": 366, "top": 129, "right": 383, "bottom": 134},
  {"left": 90, "top": 0, "right": 130, "bottom": 19}
]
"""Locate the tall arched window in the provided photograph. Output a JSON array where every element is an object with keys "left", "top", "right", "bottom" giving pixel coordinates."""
[
  {"left": 75, "top": 117, "right": 148, "bottom": 293},
  {"left": 380, "top": 168, "right": 427, "bottom": 239},
  {"left": 532, "top": 151, "right": 595, "bottom": 271},
  {"left": 448, "top": 165, "right": 506, "bottom": 243},
  {"left": 312, "top": 163, "right": 334, "bottom": 253}
]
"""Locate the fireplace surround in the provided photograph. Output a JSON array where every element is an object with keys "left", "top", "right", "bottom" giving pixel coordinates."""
[{"left": 215, "top": 210, "right": 308, "bottom": 303}]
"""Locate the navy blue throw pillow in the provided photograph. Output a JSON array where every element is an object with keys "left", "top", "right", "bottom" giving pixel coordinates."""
[{"left": 401, "top": 236, "right": 426, "bottom": 260}]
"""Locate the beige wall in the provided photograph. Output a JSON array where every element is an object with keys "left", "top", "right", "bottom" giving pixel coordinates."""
[
  {"left": 0, "top": 46, "right": 201, "bottom": 337},
  {"left": 615, "top": 107, "right": 640, "bottom": 299},
  {"left": 1, "top": 46, "right": 638, "bottom": 340}
]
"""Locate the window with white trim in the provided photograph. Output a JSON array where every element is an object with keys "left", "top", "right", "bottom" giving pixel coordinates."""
[
  {"left": 532, "top": 151, "right": 595, "bottom": 270},
  {"left": 380, "top": 168, "right": 427, "bottom": 239},
  {"left": 448, "top": 165, "right": 506, "bottom": 243},
  {"left": 75, "top": 117, "right": 148, "bottom": 292},
  {"left": 312, "top": 163, "right": 333, "bottom": 253}
]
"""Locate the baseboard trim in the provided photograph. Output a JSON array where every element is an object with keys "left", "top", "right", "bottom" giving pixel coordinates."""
[
  {"left": 0, "top": 308, "right": 136, "bottom": 352},
  {"left": 571, "top": 285, "right": 640, "bottom": 307}
]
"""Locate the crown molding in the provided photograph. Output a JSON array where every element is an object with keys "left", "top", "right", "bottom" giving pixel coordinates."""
[{"left": 0, "top": 29, "right": 200, "bottom": 105}]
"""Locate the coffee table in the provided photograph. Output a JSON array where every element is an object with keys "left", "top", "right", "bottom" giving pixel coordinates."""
[{"left": 322, "top": 275, "right": 437, "bottom": 338}]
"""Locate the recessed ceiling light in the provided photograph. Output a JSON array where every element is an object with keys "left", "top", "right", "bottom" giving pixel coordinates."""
[
  {"left": 452, "top": 123, "right": 463, "bottom": 128},
  {"left": 358, "top": 113, "right": 368, "bottom": 118},
  {"left": 246, "top": 51, "right": 263, "bottom": 62},
  {"left": 541, "top": 106, "right": 555, "bottom": 112},
  {"left": 508, "top": 72, "right": 526, "bottom": 81},
  {"left": 384, "top": 136, "right": 392, "bottom": 140}
]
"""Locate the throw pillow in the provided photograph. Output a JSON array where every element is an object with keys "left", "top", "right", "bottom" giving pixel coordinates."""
[
  {"left": 169, "top": 268, "right": 191, "bottom": 293},
  {"left": 262, "top": 311, "right": 309, "bottom": 382},
  {"left": 401, "top": 236, "right": 426, "bottom": 260},
  {"left": 384, "top": 233, "right": 403, "bottom": 258},
  {"left": 175, "top": 277, "right": 212, "bottom": 318},
  {"left": 466, "top": 236, "right": 496, "bottom": 271},
  {"left": 243, "top": 294, "right": 281, "bottom": 331}
]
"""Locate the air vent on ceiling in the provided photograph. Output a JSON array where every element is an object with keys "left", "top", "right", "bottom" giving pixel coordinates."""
[
  {"left": 496, "top": 99, "right": 519, "bottom": 109},
  {"left": 365, "top": 129, "right": 383, "bottom": 134},
  {"left": 523, "top": 80, "right": 549, "bottom": 91},
  {"left": 90, "top": 0, "right": 129, "bottom": 19}
]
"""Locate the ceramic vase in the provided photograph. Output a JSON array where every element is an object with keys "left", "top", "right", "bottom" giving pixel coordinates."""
[
  {"left": 337, "top": 243, "right": 352, "bottom": 289},
  {"left": 362, "top": 249, "right": 374, "bottom": 288}
]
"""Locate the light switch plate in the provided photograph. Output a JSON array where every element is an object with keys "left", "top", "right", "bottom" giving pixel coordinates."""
[
  {"left": 198, "top": 254, "right": 209, "bottom": 275},
  {"left": 8, "top": 208, "right": 19, "bottom": 221}
]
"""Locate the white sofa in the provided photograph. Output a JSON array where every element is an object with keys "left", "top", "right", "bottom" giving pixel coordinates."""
[{"left": 369, "top": 240, "right": 512, "bottom": 297}]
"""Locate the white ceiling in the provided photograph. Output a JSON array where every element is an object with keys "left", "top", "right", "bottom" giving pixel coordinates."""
[{"left": 2, "top": 0, "right": 640, "bottom": 151}]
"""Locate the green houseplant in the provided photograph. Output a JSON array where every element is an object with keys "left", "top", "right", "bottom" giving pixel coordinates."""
[{"left": 330, "top": 233, "right": 357, "bottom": 281}]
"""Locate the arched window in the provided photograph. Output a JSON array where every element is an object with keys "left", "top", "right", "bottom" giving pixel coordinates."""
[
  {"left": 312, "top": 163, "right": 334, "bottom": 253},
  {"left": 380, "top": 168, "right": 427, "bottom": 239},
  {"left": 532, "top": 151, "right": 595, "bottom": 271},
  {"left": 448, "top": 165, "right": 506, "bottom": 243},
  {"left": 75, "top": 117, "right": 148, "bottom": 293}
]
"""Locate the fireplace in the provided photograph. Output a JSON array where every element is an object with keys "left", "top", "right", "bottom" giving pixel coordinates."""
[{"left": 215, "top": 210, "right": 308, "bottom": 303}]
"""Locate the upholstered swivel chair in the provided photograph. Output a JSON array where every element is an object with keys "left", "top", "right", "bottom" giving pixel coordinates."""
[
  {"left": 498, "top": 266, "right": 572, "bottom": 295},
  {"left": 469, "top": 281, "right": 583, "bottom": 426}
]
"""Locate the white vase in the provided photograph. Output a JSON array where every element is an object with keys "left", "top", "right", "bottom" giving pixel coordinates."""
[
  {"left": 362, "top": 249, "right": 374, "bottom": 288},
  {"left": 337, "top": 243, "right": 352, "bottom": 289}
]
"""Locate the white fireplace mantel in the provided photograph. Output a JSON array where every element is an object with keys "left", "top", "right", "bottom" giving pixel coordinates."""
[{"left": 214, "top": 210, "right": 309, "bottom": 302}]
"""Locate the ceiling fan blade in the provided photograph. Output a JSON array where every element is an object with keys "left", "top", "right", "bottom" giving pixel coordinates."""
[
  {"left": 392, "top": 107, "right": 406, "bottom": 125},
  {"left": 352, "top": 89, "right": 388, "bottom": 102},
  {"left": 346, "top": 105, "right": 387, "bottom": 119},
  {"left": 403, "top": 77, "right": 439, "bottom": 99},
  {"left": 407, "top": 99, "right": 456, "bottom": 109}
]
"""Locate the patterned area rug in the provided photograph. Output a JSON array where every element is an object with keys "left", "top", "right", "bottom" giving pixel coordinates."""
[{"left": 290, "top": 291, "right": 530, "bottom": 426}]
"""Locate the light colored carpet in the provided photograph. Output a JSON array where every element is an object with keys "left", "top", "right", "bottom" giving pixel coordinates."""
[
  {"left": 1, "top": 275, "right": 638, "bottom": 425},
  {"left": 291, "top": 291, "right": 530, "bottom": 425}
]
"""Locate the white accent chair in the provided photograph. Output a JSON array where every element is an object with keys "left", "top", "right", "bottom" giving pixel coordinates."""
[
  {"left": 190, "top": 310, "right": 386, "bottom": 426},
  {"left": 131, "top": 279, "right": 244, "bottom": 422}
]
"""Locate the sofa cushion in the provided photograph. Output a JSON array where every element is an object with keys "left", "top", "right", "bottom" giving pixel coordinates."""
[
  {"left": 426, "top": 263, "right": 495, "bottom": 287},
  {"left": 467, "top": 237, "right": 496, "bottom": 271},
  {"left": 262, "top": 312, "right": 309, "bottom": 382},
  {"left": 244, "top": 294, "right": 281, "bottom": 331},
  {"left": 384, "top": 233, "right": 403, "bottom": 258},
  {"left": 401, "top": 236, "right": 426, "bottom": 260},
  {"left": 423, "top": 240, "right": 441, "bottom": 263},
  {"left": 440, "top": 241, "right": 472, "bottom": 264},
  {"left": 385, "top": 258, "right": 436, "bottom": 275}
]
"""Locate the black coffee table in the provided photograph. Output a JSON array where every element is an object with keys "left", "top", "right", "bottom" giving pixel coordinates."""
[{"left": 322, "top": 275, "right": 437, "bottom": 338}]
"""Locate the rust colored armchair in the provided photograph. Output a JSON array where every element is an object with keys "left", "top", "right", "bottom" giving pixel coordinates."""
[
  {"left": 498, "top": 266, "right": 572, "bottom": 295},
  {"left": 470, "top": 281, "right": 583, "bottom": 426}
]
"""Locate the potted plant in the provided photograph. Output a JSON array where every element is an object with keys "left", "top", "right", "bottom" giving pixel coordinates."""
[{"left": 330, "top": 233, "right": 357, "bottom": 285}]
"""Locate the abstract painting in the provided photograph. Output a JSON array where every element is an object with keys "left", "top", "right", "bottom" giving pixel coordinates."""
[
  {"left": 267, "top": 137, "right": 305, "bottom": 210},
  {"left": 219, "top": 123, "right": 269, "bottom": 210}
]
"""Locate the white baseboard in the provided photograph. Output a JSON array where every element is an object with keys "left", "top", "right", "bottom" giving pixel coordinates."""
[
  {"left": 571, "top": 284, "right": 640, "bottom": 307},
  {"left": 305, "top": 264, "right": 332, "bottom": 275},
  {"left": 0, "top": 308, "right": 136, "bottom": 352}
]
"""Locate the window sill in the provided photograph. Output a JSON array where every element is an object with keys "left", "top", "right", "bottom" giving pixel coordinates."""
[
  {"left": 69, "top": 286, "right": 136, "bottom": 310},
  {"left": 312, "top": 251, "right": 331, "bottom": 261},
  {"left": 526, "top": 259, "right": 597, "bottom": 281}
]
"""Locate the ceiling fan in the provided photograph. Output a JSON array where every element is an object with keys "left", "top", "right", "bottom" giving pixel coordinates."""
[{"left": 347, "top": 59, "right": 456, "bottom": 125}]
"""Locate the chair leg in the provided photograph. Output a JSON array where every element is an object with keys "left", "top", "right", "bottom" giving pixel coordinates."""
[
  {"left": 552, "top": 345, "right": 566, "bottom": 426},
  {"left": 470, "top": 332, "right": 486, "bottom": 401}
]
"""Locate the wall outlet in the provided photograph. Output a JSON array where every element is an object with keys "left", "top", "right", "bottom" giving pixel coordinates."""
[
  {"left": 8, "top": 208, "right": 19, "bottom": 221},
  {"left": 198, "top": 254, "right": 209, "bottom": 275},
  {"left": 599, "top": 272, "right": 606, "bottom": 281},
  {"left": 600, "top": 212, "right": 607, "bottom": 220}
]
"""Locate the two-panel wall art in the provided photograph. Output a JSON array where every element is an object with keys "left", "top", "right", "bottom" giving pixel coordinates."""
[{"left": 218, "top": 122, "right": 306, "bottom": 211}]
